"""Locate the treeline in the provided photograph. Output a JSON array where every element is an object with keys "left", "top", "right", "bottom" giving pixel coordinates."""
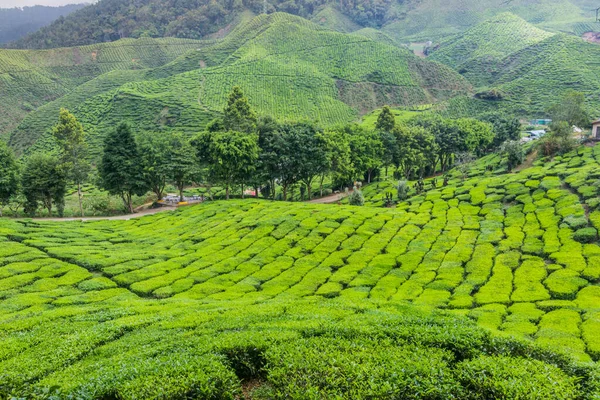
[
  {"left": 0, "top": 4, "right": 85, "bottom": 45},
  {"left": 0, "top": 87, "right": 521, "bottom": 217},
  {"left": 9, "top": 0, "right": 403, "bottom": 49}
]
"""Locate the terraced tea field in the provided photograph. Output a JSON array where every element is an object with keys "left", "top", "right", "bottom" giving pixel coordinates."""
[
  {"left": 6, "top": 13, "right": 471, "bottom": 157},
  {"left": 2, "top": 145, "right": 600, "bottom": 397}
]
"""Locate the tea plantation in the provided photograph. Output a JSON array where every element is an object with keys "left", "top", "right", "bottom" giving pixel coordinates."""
[
  {"left": 5, "top": 13, "right": 470, "bottom": 157},
  {"left": 2, "top": 143, "right": 600, "bottom": 397}
]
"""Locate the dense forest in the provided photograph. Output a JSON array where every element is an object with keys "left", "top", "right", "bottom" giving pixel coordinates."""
[
  {"left": 9, "top": 0, "right": 392, "bottom": 49},
  {"left": 0, "top": 4, "right": 86, "bottom": 45}
]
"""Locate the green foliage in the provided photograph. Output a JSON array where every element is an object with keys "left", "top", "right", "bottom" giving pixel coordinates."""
[
  {"left": 99, "top": 123, "right": 148, "bottom": 213},
  {"left": 547, "top": 90, "right": 590, "bottom": 128},
  {"left": 21, "top": 153, "right": 66, "bottom": 217},
  {"left": 457, "top": 355, "right": 579, "bottom": 399},
  {"left": 348, "top": 187, "right": 365, "bottom": 206},
  {"left": 193, "top": 130, "right": 259, "bottom": 199},
  {"left": 0, "top": 141, "right": 19, "bottom": 216},
  {"left": 223, "top": 86, "right": 257, "bottom": 134},
  {"left": 501, "top": 140, "right": 524, "bottom": 172},
  {"left": 375, "top": 105, "right": 395, "bottom": 132}
]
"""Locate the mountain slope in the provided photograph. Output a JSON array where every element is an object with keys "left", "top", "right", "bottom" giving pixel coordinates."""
[
  {"left": 7, "top": 13, "right": 471, "bottom": 156},
  {"left": 428, "top": 13, "right": 554, "bottom": 86},
  {"left": 0, "top": 37, "right": 207, "bottom": 141},
  {"left": 437, "top": 32, "right": 600, "bottom": 118}
]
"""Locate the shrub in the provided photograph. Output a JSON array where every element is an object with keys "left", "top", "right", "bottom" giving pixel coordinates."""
[
  {"left": 348, "top": 187, "right": 365, "bottom": 206},
  {"left": 457, "top": 356, "right": 579, "bottom": 400},
  {"left": 574, "top": 227, "right": 598, "bottom": 244}
]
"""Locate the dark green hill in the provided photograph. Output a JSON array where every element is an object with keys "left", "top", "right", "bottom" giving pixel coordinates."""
[{"left": 7, "top": 13, "right": 471, "bottom": 157}]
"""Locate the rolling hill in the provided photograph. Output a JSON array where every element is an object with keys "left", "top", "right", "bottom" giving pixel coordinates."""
[
  {"left": 427, "top": 14, "right": 600, "bottom": 118},
  {"left": 0, "top": 37, "right": 206, "bottom": 141},
  {"left": 5, "top": 13, "right": 471, "bottom": 156},
  {"left": 428, "top": 13, "right": 554, "bottom": 86}
]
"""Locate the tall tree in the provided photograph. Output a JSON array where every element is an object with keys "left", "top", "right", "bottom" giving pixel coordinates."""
[
  {"left": 319, "top": 129, "right": 354, "bottom": 195},
  {"left": 483, "top": 114, "right": 521, "bottom": 148},
  {"left": 167, "top": 134, "right": 198, "bottom": 202},
  {"left": 293, "top": 123, "right": 328, "bottom": 200},
  {"left": 193, "top": 130, "right": 259, "bottom": 200},
  {"left": 347, "top": 125, "right": 383, "bottom": 184},
  {"left": 52, "top": 108, "right": 90, "bottom": 217},
  {"left": 547, "top": 91, "right": 590, "bottom": 128},
  {"left": 0, "top": 141, "right": 19, "bottom": 217},
  {"left": 376, "top": 105, "right": 396, "bottom": 132},
  {"left": 21, "top": 153, "right": 66, "bottom": 217},
  {"left": 138, "top": 132, "right": 172, "bottom": 201},
  {"left": 99, "top": 123, "right": 148, "bottom": 213},
  {"left": 223, "top": 86, "right": 257, "bottom": 134}
]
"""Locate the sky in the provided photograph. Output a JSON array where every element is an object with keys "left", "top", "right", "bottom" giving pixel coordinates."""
[{"left": 0, "top": 0, "right": 89, "bottom": 7}]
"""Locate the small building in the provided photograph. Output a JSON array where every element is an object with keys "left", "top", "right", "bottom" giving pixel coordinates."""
[
  {"left": 525, "top": 130, "right": 546, "bottom": 140},
  {"left": 530, "top": 119, "right": 552, "bottom": 126},
  {"left": 593, "top": 120, "right": 600, "bottom": 139}
]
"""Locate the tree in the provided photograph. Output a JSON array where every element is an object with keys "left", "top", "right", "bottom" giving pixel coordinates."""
[
  {"left": 455, "top": 118, "right": 494, "bottom": 157},
  {"left": 347, "top": 125, "right": 383, "bottom": 183},
  {"left": 410, "top": 115, "right": 468, "bottom": 172},
  {"left": 547, "top": 91, "right": 590, "bottom": 128},
  {"left": 0, "top": 141, "right": 19, "bottom": 217},
  {"left": 292, "top": 123, "right": 328, "bottom": 199},
  {"left": 223, "top": 86, "right": 257, "bottom": 133},
  {"left": 501, "top": 141, "right": 524, "bottom": 171},
  {"left": 52, "top": 108, "right": 90, "bottom": 217},
  {"left": 138, "top": 132, "right": 171, "bottom": 201},
  {"left": 99, "top": 123, "right": 148, "bottom": 213},
  {"left": 376, "top": 105, "right": 395, "bottom": 132},
  {"left": 319, "top": 129, "right": 354, "bottom": 194},
  {"left": 393, "top": 125, "right": 436, "bottom": 179},
  {"left": 483, "top": 114, "right": 521, "bottom": 148},
  {"left": 167, "top": 134, "right": 198, "bottom": 202},
  {"left": 256, "top": 116, "right": 283, "bottom": 199},
  {"left": 193, "top": 130, "right": 259, "bottom": 199},
  {"left": 21, "top": 153, "right": 66, "bottom": 217}
]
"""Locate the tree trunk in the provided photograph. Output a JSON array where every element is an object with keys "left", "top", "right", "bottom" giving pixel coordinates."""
[
  {"left": 368, "top": 170, "right": 372, "bottom": 184},
  {"left": 255, "top": 186, "right": 259, "bottom": 198},
  {"left": 319, "top": 174, "right": 325, "bottom": 197},
  {"left": 385, "top": 165, "right": 388, "bottom": 179},
  {"left": 179, "top": 184, "right": 184, "bottom": 202},
  {"left": 128, "top": 193, "right": 134, "bottom": 214},
  {"left": 241, "top": 183, "right": 245, "bottom": 199},
  {"left": 77, "top": 182, "right": 84, "bottom": 218},
  {"left": 283, "top": 184, "right": 288, "bottom": 201},
  {"left": 226, "top": 185, "right": 230, "bottom": 200}
]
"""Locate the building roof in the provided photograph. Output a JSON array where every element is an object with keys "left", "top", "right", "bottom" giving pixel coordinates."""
[{"left": 593, "top": 119, "right": 600, "bottom": 125}]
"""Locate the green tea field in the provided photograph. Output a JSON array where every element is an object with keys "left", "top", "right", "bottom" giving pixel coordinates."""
[
  {"left": 4, "top": 13, "right": 471, "bottom": 157},
  {"left": 2, "top": 143, "right": 600, "bottom": 397}
]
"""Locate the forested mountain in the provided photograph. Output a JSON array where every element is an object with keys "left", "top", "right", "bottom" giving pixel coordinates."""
[
  {"left": 0, "top": 4, "right": 86, "bottom": 45},
  {"left": 5, "top": 13, "right": 470, "bottom": 156},
  {"left": 7, "top": 0, "right": 597, "bottom": 49}
]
